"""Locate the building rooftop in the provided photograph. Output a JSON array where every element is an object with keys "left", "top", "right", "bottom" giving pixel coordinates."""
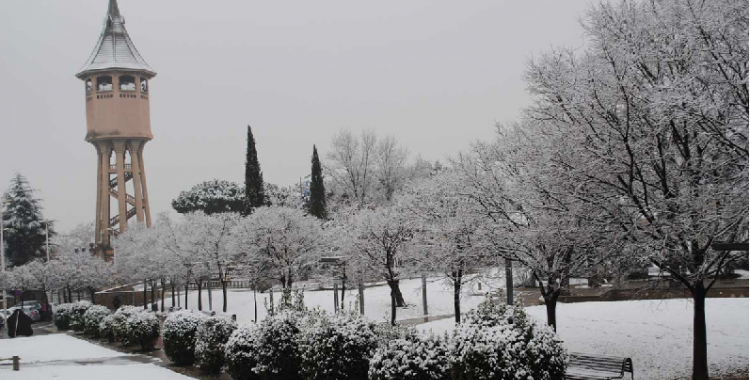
[{"left": 76, "top": 0, "right": 155, "bottom": 79}]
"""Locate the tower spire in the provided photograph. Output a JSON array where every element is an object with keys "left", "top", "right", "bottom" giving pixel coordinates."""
[{"left": 107, "top": 0, "right": 122, "bottom": 22}]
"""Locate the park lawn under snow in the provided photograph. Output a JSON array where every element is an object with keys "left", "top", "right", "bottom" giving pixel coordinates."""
[
  {"left": 0, "top": 334, "right": 193, "bottom": 380},
  {"left": 417, "top": 298, "right": 749, "bottom": 380},
  {"left": 171, "top": 274, "right": 504, "bottom": 324}
]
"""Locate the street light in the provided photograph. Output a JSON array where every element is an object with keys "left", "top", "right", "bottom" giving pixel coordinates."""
[{"left": 1, "top": 200, "right": 7, "bottom": 311}]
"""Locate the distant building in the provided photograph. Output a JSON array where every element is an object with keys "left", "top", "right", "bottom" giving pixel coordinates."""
[{"left": 76, "top": 0, "right": 156, "bottom": 257}]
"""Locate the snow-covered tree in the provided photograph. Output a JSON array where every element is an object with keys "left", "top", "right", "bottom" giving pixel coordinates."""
[
  {"left": 348, "top": 205, "right": 414, "bottom": 325},
  {"left": 523, "top": 1, "right": 748, "bottom": 378},
  {"left": 2, "top": 173, "right": 55, "bottom": 266},
  {"left": 235, "top": 207, "right": 327, "bottom": 289},
  {"left": 401, "top": 170, "right": 489, "bottom": 323},
  {"left": 325, "top": 129, "right": 378, "bottom": 208},
  {"left": 172, "top": 180, "right": 245, "bottom": 215}
]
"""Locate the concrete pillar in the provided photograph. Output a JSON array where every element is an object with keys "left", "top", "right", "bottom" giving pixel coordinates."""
[
  {"left": 95, "top": 145, "right": 102, "bottom": 246},
  {"left": 129, "top": 140, "right": 145, "bottom": 222},
  {"left": 137, "top": 144, "right": 152, "bottom": 226},
  {"left": 98, "top": 142, "right": 112, "bottom": 247},
  {"left": 113, "top": 141, "right": 128, "bottom": 233}
]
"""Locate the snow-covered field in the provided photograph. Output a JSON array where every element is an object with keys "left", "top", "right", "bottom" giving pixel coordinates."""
[
  {"left": 0, "top": 334, "right": 192, "bottom": 380},
  {"left": 417, "top": 298, "right": 749, "bottom": 380},
  {"left": 170, "top": 274, "right": 505, "bottom": 324}
]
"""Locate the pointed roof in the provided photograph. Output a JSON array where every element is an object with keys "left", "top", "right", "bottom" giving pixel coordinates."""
[{"left": 76, "top": 0, "right": 156, "bottom": 79}]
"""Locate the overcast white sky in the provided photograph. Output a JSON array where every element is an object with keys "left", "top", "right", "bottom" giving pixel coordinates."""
[{"left": 0, "top": 1, "right": 595, "bottom": 232}]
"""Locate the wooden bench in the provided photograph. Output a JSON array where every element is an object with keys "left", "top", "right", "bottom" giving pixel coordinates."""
[{"left": 565, "top": 352, "right": 633, "bottom": 380}]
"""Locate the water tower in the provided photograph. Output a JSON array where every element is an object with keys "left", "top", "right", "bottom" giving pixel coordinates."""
[{"left": 76, "top": 0, "right": 155, "bottom": 254}]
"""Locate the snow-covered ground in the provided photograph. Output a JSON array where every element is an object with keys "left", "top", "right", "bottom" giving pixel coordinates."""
[
  {"left": 0, "top": 334, "right": 192, "bottom": 380},
  {"left": 417, "top": 298, "right": 749, "bottom": 380},
  {"left": 170, "top": 273, "right": 505, "bottom": 324}
]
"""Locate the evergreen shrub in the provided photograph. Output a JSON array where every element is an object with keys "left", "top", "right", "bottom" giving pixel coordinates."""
[
  {"left": 163, "top": 310, "right": 206, "bottom": 365},
  {"left": 298, "top": 312, "right": 379, "bottom": 380},
  {"left": 82, "top": 305, "right": 111, "bottom": 337},
  {"left": 195, "top": 315, "right": 238, "bottom": 373}
]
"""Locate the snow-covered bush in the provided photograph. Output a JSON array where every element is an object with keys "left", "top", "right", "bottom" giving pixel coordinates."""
[
  {"left": 225, "top": 312, "right": 303, "bottom": 380},
  {"left": 369, "top": 335, "right": 451, "bottom": 380},
  {"left": 195, "top": 315, "right": 238, "bottom": 373},
  {"left": 450, "top": 300, "right": 567, "bottom": 380},
  {"left": 125, "top": 310, "right": 160, "bottom": 351},
  {"left": 54, "top": 303, "right": 74, "bottom": 330},
  {"left": 99, "top": 314, "right": 116, "bottom": 342},
  {"left": 110, "top": 306, "right": 148, "bottom": 346},
  {"left": 298, "top": 312, "right": 379, "bottom": 380},
  {"left": 82, "top": 305, "right": 111, "bottom": 337},
  {"left": 163, "top": 310, "right": 206, "bottom": 365},
  {"left": 69, "top": 301, "right": 93, "bottom": 332},
  {"left": 225, "top": 325, "right": 259, "bottom": 380}
]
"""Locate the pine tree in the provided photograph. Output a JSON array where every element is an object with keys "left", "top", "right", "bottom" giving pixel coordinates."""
[
  {"left": 244, "top": 125, "right": 265, "bottom": 214},
  {"left": 2, "top": 173, "right": 55, "bottom": 266},
  {"left": 307, "top": 145, "right": 327, "bottom": 219}
]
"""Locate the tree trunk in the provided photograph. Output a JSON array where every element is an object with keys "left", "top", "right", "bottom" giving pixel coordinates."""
[
  {"left": 143, "top": 280, "right": 148, "bottom": 309},
  {"left": 358, "top": 281, "right": 365, "bottom": 316},
  {"left": 542, "top": 286, "right": 561, "bottom": 331},
  {"left": 171, "top": 282, "right": 176, "bottom": 307},
  {"left": 386, "top": 279, "right": 406, "bottom": 307},
  {"left": 453, "top": 270, "right": 463, "bottom": 323},
  {"left": 422, "top": 275, "right": 428, "bottom": 317},
  {"left": 197, "top": 281, "right": 203, "bottom": 311},
  {"left": 221, "top": 278, "right": 228, "bottom": 313},
  {"left": 390, "top": 292, "right": 397, "bottom": 326},
  {"left": 253, "top": 286, "right": 257, "bottom": 323},
  {"left": 184, "top": 284, "right": 189, "bottom": 309},
  {"left": 77, "top": 290, "right": 81, "bottom": 302},
  {"left": 67, "top": 287, "right": 72, "bottom": 303},
  {"left": 207, "top": 280, "right": 213, "bottom": 311},
  {"left": 692, "top": 282, "right": 709, "bottom": 380},
  {"left": 333, "top": 282, "right": 339, "bottom": 312},
  {"left": 151, "top": 281, "right": 157, "bottom": 311},
  {"left": 177, "top": 285, "right": 181, "bottom": 308},
  {"left": 160, "top": 279, "right": 165, "bottom": 312},
  {"left": 505, "top": 260, "right": 514, "bottom": 305},
  {"left": 90, "top": 288, "right": 96, "bottom": 305},
  {"left": 340, "top": 279, "right": 346, "bottom": 310}
]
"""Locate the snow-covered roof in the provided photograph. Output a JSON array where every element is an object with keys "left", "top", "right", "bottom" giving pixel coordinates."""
[{"left": 76, "top": 0, "right": 156, "bottom": 79}]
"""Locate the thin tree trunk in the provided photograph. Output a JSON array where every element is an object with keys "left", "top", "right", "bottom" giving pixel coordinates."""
[
  {"left": 197, "top": 281, "right": 203, "bottom": 311},
  {"left": 358, "top": 281, "right": 365, "bottom": 316},
  {"left": 77, "top": 290, "right": 81, "bottom": 302},
  {"left": 422, "top": 274, "right": 428, "bottom": 317},
  {"left": 177, "top": 285, "right": 181, "bottom": 308},
  {"left": 333, "top": 282, "right": 339, "bottom": 312},
  {"left": 185, "top": 284, "right": 189, "bottom": 309},
  {"left": 253, "top": 286, "right": 257, "bottom": 323},
  {"left": 340, "top": 279, "right": 346, "bottom": 310},
  {"left": 386, "top": 279, "right": 406, "bottom": 307},
  {"left": 221, "top": 278, "right": 228, "bottom": 313},
  {"left": 67, "top": 287, "right": 72, "bottom": 303},
  {"left": 90, "top": 288, "right": 96, "bottom": 305},
  {"left": 505, "top": 259, "right": 514, "bottom": 305},
  {"left": 160, "top": 279, "right": 165, "bottom": 312},
  {"left": 171, "top": 282, "right": 176, "bottom": 307},
  {"left": 207, "top": 279, "right": 213, "bottom": 311},
  {"left": 143, "top": 280, "right": 148, "bottom": 309},
  {"left": 151, "top": 281, "right": 157, "bottom": 311},
  {"left": 390, "top": 291, "right": 397, "bottom": 326},
  {"left": 692, "top": 282, "right": 709, "bottom": 380},
  {"left": 453, "top": 270, "right": 463, "bottom": 323}
]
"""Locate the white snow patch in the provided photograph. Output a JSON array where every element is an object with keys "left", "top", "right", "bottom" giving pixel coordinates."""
[{"left": 0, "top": 334, "right": 125, "bottom": 363}]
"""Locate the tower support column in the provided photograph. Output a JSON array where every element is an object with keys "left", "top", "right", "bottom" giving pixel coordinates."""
[
  {"left": 129, "top": 140, "right": 145, "bottom": 222},
  {"left": 95, "top": 145, "right": 103, "bottom": 247},
  {"left": 138, "top": 144, "right": 152, "bottom": 226},
  {"left": 113, "top": 141, "right": 128, "bottom": 232},
  {"left": 97, "top": 142, "right": 112, "bottom": 248}
]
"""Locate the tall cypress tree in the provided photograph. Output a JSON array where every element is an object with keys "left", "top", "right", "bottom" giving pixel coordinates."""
[
  {"left": 307, "top": 145, "right": 327, "bottom": 219},
  {"left": 2, "top": 173, "right": 55, "bottom": 266},
  {"left": 244, "top": 125, "right": 265, "bottom": 214}
]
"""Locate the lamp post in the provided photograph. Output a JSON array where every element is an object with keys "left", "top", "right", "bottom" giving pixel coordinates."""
[
  {"left": 1, "top": 201, "right": 7, "bottom": 311},
  {"left": 44, "top": 220, "right": 50, "bottom": 262}
]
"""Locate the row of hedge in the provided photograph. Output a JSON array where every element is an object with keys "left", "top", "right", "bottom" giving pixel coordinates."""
[
  {"left": 54, "top": 301, "right": 160, "bottom": 351},
  {"left": 159, "top": 298, "right": 567, "bottom": 380}
]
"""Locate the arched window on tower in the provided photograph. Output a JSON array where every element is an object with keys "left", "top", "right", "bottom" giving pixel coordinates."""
[
  {"left": 97, "top": 76, "right": 113, "bottom": 92},
  {"left": 140, "top": 78, "right": 148, "bottom": 93},
  {"left": 85, "top": 78, "right": 92, "bottom": 94},
  {"left": 119, "top": 75, "right": 136, "bottom": 91}
]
